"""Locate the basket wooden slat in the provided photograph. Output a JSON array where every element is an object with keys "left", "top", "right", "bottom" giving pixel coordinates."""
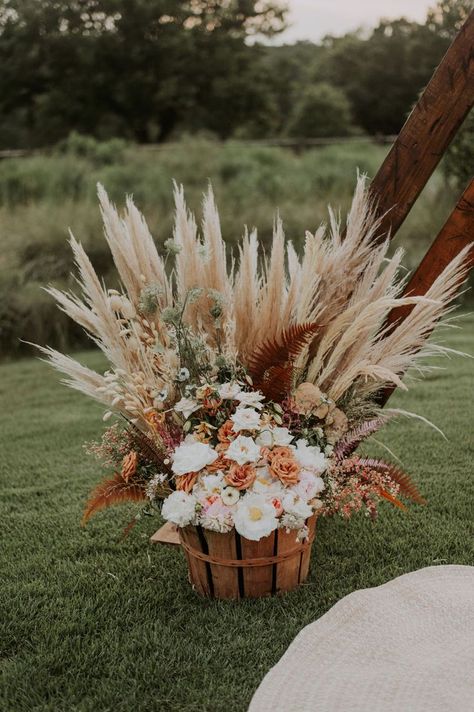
[
  {"left": 240, "top": 531, "right": 276, "bottom": 598},
  {"left": 298, "top": 513, "right": 317, "bottom": 583},
  {"left": 275, "top": 527, "right": 304, "bottom": 593},
  {"left": 178, "top": 514, "right": 318, "bottom": 599},
  {"left": 181, "top": 525, "right": 212, "bottom": 596},
  {"left": 204, "top": 529, "right": 240, "bottom": 599}
]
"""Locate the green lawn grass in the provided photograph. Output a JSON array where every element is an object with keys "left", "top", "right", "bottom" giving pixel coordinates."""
[{"left": 1, "top": 319, "right": 474, "bottom": 711}]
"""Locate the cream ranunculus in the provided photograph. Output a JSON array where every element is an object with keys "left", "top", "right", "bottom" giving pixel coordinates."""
[
  {"left": 293, "top": 440, "right": 328, "bottom": 473},
  {"left": 233, "top": 493, "right": 279, "bottom": 540},
  {"left": 221, "top": 486, "right": 240, "bottom": 506},
  {"left": 231, "top": 407, "right": 261, "bottom": 432},
  {"left": 161, "top": 490, "right": 197, "bottom": 526},
  {"left": 171, "top": 441, "right": 218, "bottom": 476},
  {"left": 224, "top": 435, "right": 261, "bottom": 466}
]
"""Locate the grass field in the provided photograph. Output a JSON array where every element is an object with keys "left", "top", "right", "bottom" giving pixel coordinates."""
[{"left": 1, "top": 316, "right": 473, "bottom": 711}]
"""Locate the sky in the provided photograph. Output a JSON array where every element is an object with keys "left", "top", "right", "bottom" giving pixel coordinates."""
[{"left": 276, "top": 0, "right": 436, "bottom": 43}]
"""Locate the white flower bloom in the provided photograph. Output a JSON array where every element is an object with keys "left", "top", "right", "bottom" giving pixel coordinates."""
[
  {"left": 231, "top": 407, "right": 261, "bottom": 432},
  {"left": 162, "top": 491, "right": 196, "bottom": 527},
  {"left": 255, "top": 426, "right": 293, "bottom": 447},
  {"left": 171, "top": 441, "right": 218, "bottom": 476},
  {"left": 200, "top": 472, "right": 225, "bottom": 494},
  {"left": 282, "top": 492, "right": 313, "bottom": 520},
  {"left": 294, "top": 440, "right": 328, "bottom": 473},
  {"left": 217, "top": 382, "right": 242, "bottom": 400},
  {"left": 199, "top": 499, "right": 234, "bottom": 533},
  {"left": 233, "top": 493, "right": 278, "bottom": 541},
  {"left": 255, "top": 428, "right": 274, "bottom": 447},
  {"left": 272, "top": 427, "right": 294, "bottom": 446},
  {"left": 291, "top": 469, "right": 326, "bottom": 501},
  {"left": 252, "top": 467, "right": 286, "bottom": 497},
  {"left": 145, "top": 473, "right": 167, "bottom": 500},
  {"left": 177, "top": 367, "right": 190, "bottom": 382},
  {"left": 221, "top": 487, "right": 240, "bottom": 506},
  {"left": 174, "top": 397, "right": 200, "bottom": 420},
  {"left": 235, "top": 391, "right": 266, "bottom": 410},
  {"left": 225, "top": 435, "right": 261, "bottom": 466}
]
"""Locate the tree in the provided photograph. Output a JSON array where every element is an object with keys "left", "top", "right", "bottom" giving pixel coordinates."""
[
  {"left": 0, "top": 0, "right": 287, "bottom": 147},
  {"left": 285, "top": 83, "right": 354, "bottom": 138}
]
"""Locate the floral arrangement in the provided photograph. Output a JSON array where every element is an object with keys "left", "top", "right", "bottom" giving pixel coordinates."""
[{"left": 39, "top": 177, "right": 469, "bottom": 543}]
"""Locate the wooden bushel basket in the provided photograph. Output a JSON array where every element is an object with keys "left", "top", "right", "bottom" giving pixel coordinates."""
[{"left": 179, "top": 513, "right": 318, "bottom": 599}]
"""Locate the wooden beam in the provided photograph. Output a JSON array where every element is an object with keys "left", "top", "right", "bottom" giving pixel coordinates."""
[
  {"left": 369, "top": 11, "right": 474, "bottom": 243},
  {"left": 377, "top": 178, "right": 474, "bottom": 406}
]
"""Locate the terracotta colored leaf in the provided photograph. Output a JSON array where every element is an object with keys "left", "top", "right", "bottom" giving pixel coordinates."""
[
  {"left": 247, "top": 322, "right": 320, "bottom": 399},
  {"left": 82, "top": 471, "right": 146, "bottom": 524},
  {"left": 359, "top": 457, "right": 426, "bottom": 505},
  {"left": 378, "top": 487, "right": 407, "bottom": 511}
]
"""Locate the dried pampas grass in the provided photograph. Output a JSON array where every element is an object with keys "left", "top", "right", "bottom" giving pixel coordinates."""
[{"left": 40, "top": 175, "right": 471, "bottom": 428}]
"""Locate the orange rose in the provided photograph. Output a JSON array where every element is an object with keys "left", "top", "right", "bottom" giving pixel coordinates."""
[
  {"left": 217, "top": 420, "right": 236, "bottom": 444},
  {"left": 202, "top": 397, "right": 222, "bottom": 416},
  {"left": 175, "top": 472, "right": 198, "bottom": 493},
  {"left": 268, "top": 449, "right": 300, "bottom": 486},
  {"left": 206, "top": 451, "right": 228, "bottom": 473},
  {"left": 224, "top": 463, "right": 257, "bottom": 490},
  {"left": 121, "top": 451, "right": 138, "bottom": 482}
]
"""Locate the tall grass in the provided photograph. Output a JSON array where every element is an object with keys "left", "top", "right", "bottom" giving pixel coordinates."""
[{"left": 0, "top": 135, "right": 461, "bottom": 358}]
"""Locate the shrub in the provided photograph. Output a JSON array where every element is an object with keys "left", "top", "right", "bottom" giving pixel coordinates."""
[{"left": 285, "top": 83, "right": 356, "bottom": 138}]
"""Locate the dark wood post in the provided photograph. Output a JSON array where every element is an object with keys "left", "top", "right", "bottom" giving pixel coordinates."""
[{"left": 368, "top": 11, "right": 474, "bottom": 243}]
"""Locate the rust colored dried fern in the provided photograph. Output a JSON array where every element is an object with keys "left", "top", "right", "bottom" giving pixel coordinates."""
[
  {"left": 82, "top": 472, "right": 146, "bottom": 524},
  {"left": 126, "top": 422, "right": 173, "bottom": 477},
  {"left": 334, "top": 417, "right": 389, "bottom": 460},
  {"left": 359, "top": 457, "right": 426, "bottom": 505},
  {"left": 247, "top": 322, "right": 320, "bottom": 399}
]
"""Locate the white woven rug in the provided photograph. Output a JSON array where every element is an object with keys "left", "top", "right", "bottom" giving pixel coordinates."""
[{"left": 249, "top": 566, "right": 474, "bottom": 712}]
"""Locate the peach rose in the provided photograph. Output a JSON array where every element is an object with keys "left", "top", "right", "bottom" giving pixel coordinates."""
[
  {"left": 324, "top": 407, "right": 348, "bottom": 444},
  {"left": 206, "top": 451, "right": 228, "bottom": 473},
  {"left": 202, "top": 397, "right": 222, "bottom": 416},
  {"left": 175, "top": 472, "right": 198, "bottom": 493},
  {"left": 293, "top": 382, "right": 329, "bottom": 418},
  {"left": 121, "top": 451, "right": 138, "bottom": 482},
  {"left": 217, "top": 420, "right": 236, "bottom": 444},
  {"left": 268, "top": 448, "right": 300, "bottom": 486},
  {"left": 224, "top": 463, "right": 257, "bottom": 490}
]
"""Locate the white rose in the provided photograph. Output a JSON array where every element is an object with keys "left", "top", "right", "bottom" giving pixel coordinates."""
[
  {"left": 272, "top": 426, "right": 294, "bottom": 446},
  {"left": 231, "top": 407, "right": 261, "bottom": 432},
  {"left": 174, "top": 397, "right": 200, "bottom": 420},
  {"left": 294, "top": 440, "right": 328, "bottom": 473},
  {"left": 235, "top": 391, "right": 266, "bottom": 410},
  {"left": 255, "top": 428, "right": 274, "bottom": 447},
  {"left": 171, "top": 441, "right": 218, "bottom": 476},
  {"left": 217, "top": 382, "right": 242, "bottom": 400},
  {"left": 233, "top": 493, "right": 278, "bottom": 541},
  {"left": 162, "top": 491, "right": 196, "bottom": 527},
  {"left": 225, "top": 435, "right": 261, "bottom": 466}
]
